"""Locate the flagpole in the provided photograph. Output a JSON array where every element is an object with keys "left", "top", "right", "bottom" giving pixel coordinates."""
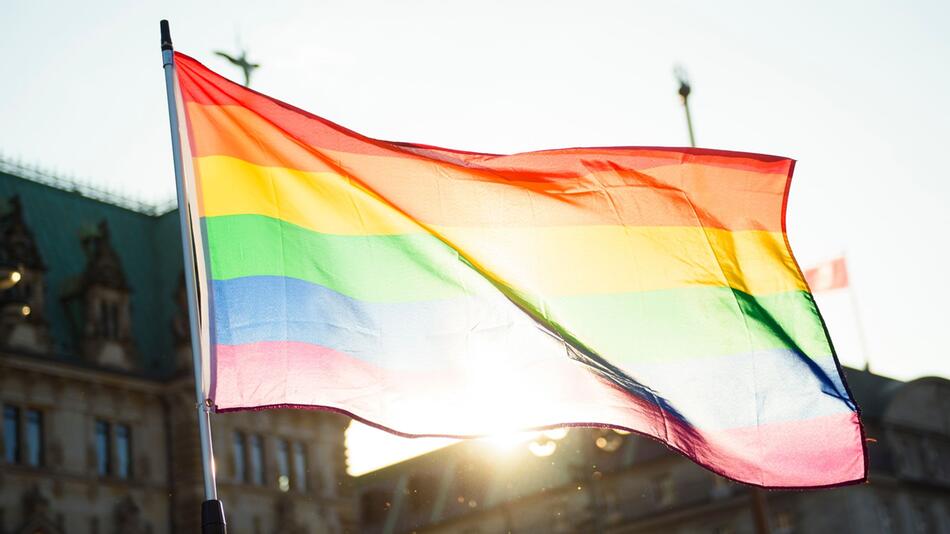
[
  {"left": 843, "top": 254, "right": 872, "bottom": 371},
  {"left": 160, "top": 20, "right": 228, "bottom": 534}
]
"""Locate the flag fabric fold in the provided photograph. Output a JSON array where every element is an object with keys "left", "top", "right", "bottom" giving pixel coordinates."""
[{"left": 172, "top": 52, "right": 866, "bottom": 488}]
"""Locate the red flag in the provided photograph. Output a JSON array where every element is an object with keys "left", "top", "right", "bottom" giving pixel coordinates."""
[{"left": 804, "top": 257, "right": 849, "bottom": 292}]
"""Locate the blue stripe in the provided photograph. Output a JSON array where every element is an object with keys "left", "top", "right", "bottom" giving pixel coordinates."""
[
  {"left": 211, "top": 275, "right": 548, "bottom": 370},
  {"left": 211, "top": 276, "right": 855, "bottom": 429}
]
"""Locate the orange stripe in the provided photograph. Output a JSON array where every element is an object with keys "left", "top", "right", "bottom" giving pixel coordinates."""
[{"left": 183, "top": 102, "right": 790, "bottom": 231}]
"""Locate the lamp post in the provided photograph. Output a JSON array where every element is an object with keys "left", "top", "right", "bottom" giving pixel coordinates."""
[
  {"left": 673, "top": 66, "right": 772, "bottom": 534},
  {"left": 674, "top": 65, "right": 697, "bottom": 148}
]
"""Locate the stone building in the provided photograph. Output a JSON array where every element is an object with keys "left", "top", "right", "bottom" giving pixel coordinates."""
[
  {"left": 356, "top": 368, "right": 950, "bottom": 534},
  {"left": 0, "top": 162, "right": 355, "bottom": 534},
  {"left": 4, "top": 156, "right": 948, "bottom": 534}
]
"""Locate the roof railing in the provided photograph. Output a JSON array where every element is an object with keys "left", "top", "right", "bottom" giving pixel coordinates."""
[{"left": 0, "top": 152, "right": 178, "bottom": 216}]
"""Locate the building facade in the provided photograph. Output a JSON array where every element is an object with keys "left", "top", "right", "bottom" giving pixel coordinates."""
[
  {"left": 3, "top": 158, "right": 949, "bottom": 534},
  {"left": 0, "top": 163, "right": 355, "bottom": 534},
  {"left": 357, "top": 369, "right": 950, "bottom": 534}
]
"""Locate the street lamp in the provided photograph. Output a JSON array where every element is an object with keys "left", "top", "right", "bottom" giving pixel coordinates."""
[
  {"left": 673, "top": 64, "right": 773, "bottom": 534},
  {"left": 674, "top": 65, "right": 697, "bottom": 147}
]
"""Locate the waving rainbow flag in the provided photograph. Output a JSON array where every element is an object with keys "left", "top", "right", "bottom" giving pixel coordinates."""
[{"left": 172, "top": 52, "right": 865, "bottom": 488}]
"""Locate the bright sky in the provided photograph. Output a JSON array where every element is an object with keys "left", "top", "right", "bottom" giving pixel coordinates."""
[{"left": 3, "top": 1, "right": 949, "bottom": 476}]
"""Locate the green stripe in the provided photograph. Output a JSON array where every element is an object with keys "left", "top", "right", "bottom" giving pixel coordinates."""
[
  {"left": 546, "top": 289, "right": 832, "bottom": 363},
  {"left": 205, "top": 213, "right": 831, "bottom": 361},
  {"left": 205, "top": 214, "right": 473, "bottom": 302}
]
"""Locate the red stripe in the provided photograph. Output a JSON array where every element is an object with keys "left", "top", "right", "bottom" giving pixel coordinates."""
[
  {"left": 176, "top": 52, "right": 793, "bottom": 231},
  {"left": 174, "top": 52, "right": 793, "bottom": 175}
]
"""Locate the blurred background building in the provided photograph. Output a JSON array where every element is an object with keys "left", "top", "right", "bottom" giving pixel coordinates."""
[
  {"left": 1, "top": 157, "right": 949, "bottom": 534},
  {"left": 356, "top": 368, "right": 950, "bottom": 534},
  {"left": 0, "top": 160, "right": 354, "bottom": 534}
]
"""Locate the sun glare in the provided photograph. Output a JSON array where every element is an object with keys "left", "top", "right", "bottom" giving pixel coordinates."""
[
  {"left": 345, "top": 421, "right": 575, "bottom": 476},
  {"left": 480, "top": 431, "right": 536, "bottom": 451}
]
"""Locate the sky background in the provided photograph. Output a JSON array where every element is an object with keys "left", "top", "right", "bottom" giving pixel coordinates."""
[{"left": 3, "top": 0, "right": 949, "bottom": 475}]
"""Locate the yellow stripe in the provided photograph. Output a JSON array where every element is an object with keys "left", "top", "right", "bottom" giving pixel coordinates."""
[
  {"left": 196, "top": 155, "right": 805, "bottom": 295},
  {"left": 443, "top": 225, "right": 806, "bottom": 296},
  {"left": 197, "top": 154, "right": 420, "bottom": 235}
]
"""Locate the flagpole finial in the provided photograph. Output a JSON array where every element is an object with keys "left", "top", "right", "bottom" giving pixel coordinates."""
[{"left": 160, "top": 20, "right": 173, "bottom": 51}]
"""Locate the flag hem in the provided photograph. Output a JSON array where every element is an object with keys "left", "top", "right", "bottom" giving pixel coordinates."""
[{"left": 216, "top": 401, "right": 867, "bottom": 490}]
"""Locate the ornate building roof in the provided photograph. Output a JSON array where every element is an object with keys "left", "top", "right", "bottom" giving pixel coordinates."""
[
  {"left": 77, "top": 220, "right": 129, "bottom": 292},
  {"left": 0, "top": 168, "right": 182, "bottom": 375},
  {"left": 0, "top": 195, "right": 45, "bottom": 271}
]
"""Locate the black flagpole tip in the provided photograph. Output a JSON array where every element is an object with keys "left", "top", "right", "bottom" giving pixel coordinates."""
[{"left": 160, "top": 20, "right": 173, "bottom": 51}]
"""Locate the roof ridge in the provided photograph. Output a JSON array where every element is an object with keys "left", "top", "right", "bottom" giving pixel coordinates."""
[{"left": 0, "top": 153, "right": 177, "bottom": 216}]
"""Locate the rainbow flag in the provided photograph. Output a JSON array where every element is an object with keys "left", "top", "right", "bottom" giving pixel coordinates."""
[{"left": 172, "top": 52, "right": 865, "bottom": 488}]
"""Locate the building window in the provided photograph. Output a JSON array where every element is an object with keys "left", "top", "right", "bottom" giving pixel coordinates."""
[
  {"left": 115, "top": 424, "right": 131, "bottom": 479},
  {"left": 454, "top": 461, "right": 483, "bottom": 509},
  {"left": 3, "top": 405, "right": 19, "bottom": 463},
  {"left": 2, "top": 406, "right": 44, "bottom": 467},
  {"left": 25, "top": 409, "right": 42, "bottom": 466},
  {"left": 603, "top": 487, "right": 618, "bottom": 515},
  {"left": 773, "top": 510, "right": 795, "bottom": 534},
  {"left": 711, "top": 474, "right": 732, "bottom": 498},
  {"left": 551, "top": 502, "right": 570, "bottom": 532},
  {"left": 276, "top": 438, "right": 290, "bottom": 492},
  {"left": 408, "top": 473, "right": 437, "bottom": 513},
  {"left": 95, "top": 420, "right": 111, "bottom": 476},
  {"left": 249, "top": 434, "right": 264, "bottom": 485},
  {"left": 292, "top": 442, "right": 307, "bottom": 492},
  {"left": 94, "top": 420, "right": 132, "bottom": 478},
  {"left": 361, "top": 490, "right": 391, "bottom": 526},
  {"left": 878, "top": 499, "right": 896, "bottom": 534},
  {"left": 921, "top": 438, "right": 942, "bottom": 475},
  {"left": 913, "top": 502, "right": 933, "bottom": 533},
  {"left": 233, "top": 432, "right": 246, "bottom": 483},
  {"left": 98, "top": 300, "right": 120, "bottom": 340},
  {"left": 653, "top": 474, "right": 675, "bottom": 506}
]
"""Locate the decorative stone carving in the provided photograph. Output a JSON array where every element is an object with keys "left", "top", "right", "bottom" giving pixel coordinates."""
[
  {"left": 22, "top": 485, "right": 50, "bottom": 518},
  {"left": 48, "top": 439, "right": 64, "bottom": 469},
  {"left": 15, "top": 486, "right": 63, "bottom": 534},
  {"left": 273, "top": 496, "right": 308, "bottom": 534},
  {"left": 79, "top": 221, "right": 128, "bottom": 291},
  {"left": 61, "top": 220, "right": 137, "bottom": 369},
  {"left": 0, "top": 196, "right": 44, "bottom": 269},
  {"left": 113, "top": 495, "right": 147, "bottom": 534},
  {"left": 0, "top": 195, "right": 51, "bottom": 352},
  {"left": 139, "top": 453, "right": 152, "bottom": 479}
]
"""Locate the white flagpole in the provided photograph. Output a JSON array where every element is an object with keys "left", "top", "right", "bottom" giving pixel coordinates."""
[
  {"left": 160, "top": 20, "right": 227, "bottom": 534},
  {"left": 842, "top": 254, "right": 872, "bottom": 371}
]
